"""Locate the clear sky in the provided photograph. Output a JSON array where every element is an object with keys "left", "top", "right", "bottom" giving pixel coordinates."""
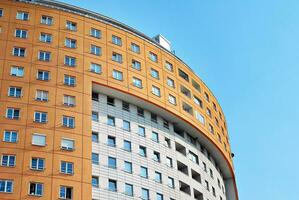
[{"left": 59, "top": 0, "right": 299, "bottom": 199}]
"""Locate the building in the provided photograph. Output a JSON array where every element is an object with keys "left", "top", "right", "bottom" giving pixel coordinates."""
[{"left": 0, "top": 0, "right": 238, "bottom": 199}]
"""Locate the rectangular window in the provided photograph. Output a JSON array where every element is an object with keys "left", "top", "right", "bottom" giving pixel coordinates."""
[
  {"left": 123, "top": 120, "right": 131, "bottom": 131},
  {"left": 151, "top": 113, "right": 157, "bottom": 123},
  {"left": 151, "top": 68, "right": 159, "bottom": 79},
  {"left": 41, "top": 15, "right": 53, "bottom": 25},
  {"left": 165, "top": 61, "right": 173, "bottom": 71},
  {"left": 108, "top": 179, "right": 117, "bottom": 192},
  {"left": 164, "top": 137, "right": 171, "bottom": 148},
  {"left": 90, "top": 28, "right": 101, "bottom": 38},
  {"left": 153, "top": 151, "right": 161, "bottom": 162},
  {"left": 208, "top": 124, "right": 214, "bottom": 134},
  {"left": 124, "top": 161, "right": 132, "bottom": 173},
  {"left": 139, "top": 146, "right": 147, "bottom": 157},
  {"left": 166, "top": 157, "right": 173, "bottom": 168},
  {"left": 31, "top": 157, "right": 45, "bottom": 171},
  {"left": 210, "top": 169, "right": 214, "bottom": 179},
  {"left": 182, "top": 102, "right": 193, "bottom": 115},
  {"left": 107, "top": 135, "right": 116, "bottom": 147},
  {"left": 63, "top": 95, "right": 75, "bottom": 107},
  {"left": 140, "top": 166, "right": 148, "bottom": 178},
  {"left": 0, "top": 9, "right": 3, "bottom": 17},
  {"left": 112, "top": 70, "right": 123, "bottom": 81},
  {"left": 62, "top": 115, "right": 75, "bottom": 128},
  {"left": 125, "top": 183, "right": 133, "bottom": 196},
  {"left": 152, "top": 131, "right": 159, "bottom": 143},
  {"left": 181, "top": 85, "right": 191, "bottom": 98},
  {"left": 167, "top": 78, "right": 175, "bottom": 88},
  {"left": 15, "top": 29, "right": 27, "bottom": 39},
  {"left": 34, "top": 111, "right": 47, "bottom": 123},
  {"left": 61, "top": 138, "right": 74, "bottom": 151},
  {"left": 112, "top": 52, "right": 122, "bottom": 63},
  {"left": 188, "top": 151, "right": 199, "bottom": 164},
  {"left": 64, "top": 56, "right": 76, "bottom": 67},
  {"left": 92, "top": 153, "right": 99, "bottom": 165},
  {"left": 141, "top": 188, "right": 150, "bottom": 200},
  {"left": 204, "top": 92, "right": 210, "bottom": 102},
  {"left": 92, "top": 176, "right": 99, "bottom": 187},
  {"left": 64, "top": 75, "right": 76, "bottom": 87},
  {"left": 13, "top": 47, "right": 26, "bottom": 57},
  {"left": 194, "top": 96, "right": 203, "bottom": 108},
  {"left": 163, "top": 120, "right": 169, "bottom": 129},
  {"left": 65, "top": 38, "right": 77, "bottom": 48},
  {"left": 107, "top": 115, "right": 115, "bottom": 126},
  {"left": 138, "top": 126, "right": 145, "bottom": 137},
  {"left": 66, "top": 21, "right": 77, "bottom": 31},
  {"left": 168, "top": 177, "right": 174, "bottom": 188},
  {"left": 152, "top": 86, "right": 161, "bottom": 97},
  {"left": 29, "top": 182, "right": 43, "bottom": 196},
  {"left": 112, "top": 35, "right": 122, "bottom": 46},
  {"left": 156, "top": 193, "right": 164, "bottom": 200},
  {"left": 123, "top": 140, "right": 131, "bottom": 152},
  {"left": 132, "top": 59, "right": 141, "bottom": 70},
  {"left": 108, "top": 156, "right": 117, "bottom": 169},
  {"left": 132, "top": 77, "right": 142, "bottom": 88},
  {"left": 36, "top": 90, "right": 48, "bottom": 101},
  {"left": 149, "top": 52, "right": 158, "bottom": 62},
  {"left": 38, "top": 51, "right": 51, "bottom": 62},
  {"left": 131, "top": 43, "right": 140, "bottom": 53},
  {"left": 10, "top": 66, "right": 24, "bottom": 77},
  {"left": 59, "top": 186, "right": 72, "bottom": 199},
  {"left": 40, "top": 32, "right": 52, "bottom": 43},
  {"left": 92, "top": 132, "right": 99, "bottom": 143},
  {"left": 1, "top": 155, "right": 15, "bottom": 167},
  {"left": 90, "top": 45, "right": 101, "bottom": 56},
  {"left": 122, "top": 101, "right": 130, "bottom": 111},
  {"left": 195, "top": 111, "right": 205, "bottom": 125},
  {"left": 178, "top": 69, "right": 189, "bottom": 82},
  {"left": 206, "top": 108, "right": 212, "bottom": 118},
  {"left": 3, "top": 130, "right": 18, "bottom": 143},
  {"left": 155, "top": 171, "right": 162, "bottom": 183},
  {"left": 6, "top": 108, "right": 20, "bottom": 120},
  {"left": 37, "top": 70, "right": 50, "bottom": 81},
  {"left": 90, "top": 63, "right": 101, "bottom": 74},
  {"left": 205, "top": 180, "right": 209, "bottom": 191},
  {"left": 8, "top": 87, "right": 22, "bottom": 98},
  {"left": 192, "top": 80, "right": 201, "bottom": 92},
  {"left": 16, "top": 11, "right": 29, "bottom": 21},
  {"left": 107, "top": 96, "right": 115, "bottom": 106},
  {"left": 0, "top": 180, "right": 13, "bottom": 193},
  {"left": 92, "top": 111, "right": 99, "bottom": 122},
  {"left": 32, "top": 134, "right": 46, "bottom": 146},
  {"left": 60, "top": 161, "right": 74, "bottom": 175},
  {"left": 137, "top": 107, "right": 144, "bottom": 117}
]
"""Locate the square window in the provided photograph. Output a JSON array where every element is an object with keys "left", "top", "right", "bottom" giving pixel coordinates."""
[
  {"left": 59, "top": 186, "right": 72, "bottom": 199},
  {"left": 65, "top": 38, "right": 77, "bottom": 48},
  {"left": 3, "top": 130, "right": 18, "bottom": 143},
  {"left": 107, "top": 96, "right": 115, "bottom": 106},
  {"left": 138, "top": 126, "right": 145, "bottom": 137},
  {"left": 107, "top": 115, "right": 115, "bottom": 126},
  {"left": 112, "top": 35, "right": 122, "bottom": 46},
  {"left": 0, "top": 180, "right": 13, "bottom": 193},
  {"left": 132, "top": 59, "right": 141, "bottom": 70},
  {"left": 131, "top": 43, "right": 140, "bottom": 53},
  {"left": 165, "top": 61, "right": 173, "bottom": 71},
  {"left": 29, "top": 182, "right": 43, "bottom": 196},
  {"left": 166, "top": 157, "right": 173, "bottom": 168},
  {"left": 167, "top": 77, "right": 175, "bottom": 88},
  {"left": 112, "top": 52, "right": 122, "bottom": 63},
  {"left": 153, "top": 151, "right": 161, "bottom": 162},
  {"left": 32, "top": 134, "right": 46, "bottom": 146},
  {"left": 123, "top": 140, "right": 131, "bottom": 152},
  {"left": 62, "top": 116, "right": 75, "bottom": 128},
  {"left": 60, "top": 161, "right": 74, "bottom": 175},
  {"left": 40, "top": 33, "right": 52, "bottom": 43},
  {"left": 108, "top": 156, "right": 117, "bottom": 169},
  {"left": 141, "top": 188, "right": 149, "bottom": 200},
  {"left": 151, "top": 68, "right": 159, "bottom": 79},
  {"left": 66, "top": 21, "right": 77, "bottom": 31},
  {"left": 15, "top": 29, "right": 27, "bottom": 39},
  {"left": 36, "top": 90, "right": 49, "bottom": 101},
  {"left": 64, "top": 56, "right": 76, "bottom": 67},
  {"left": 34, "top": 111, "right": 47, "bottom": 123},
  {"left": 149, "top": 52, "right": 158, "bottom": 62},
  {"left": 122, "top": 101, "right": 130, "bottom": 111},
  {"left": 63, "top": 95, "right": 76, "bottom": 107},
  {"left": 90, "top": 45, "right": 101, "bottom": 56},
  {"left": 108, "top": 179, "right": 117, "bottom": 192},
  {"left": 124, "top": 161, "right": 132, "bottom": 173},
  {"left": 41, "top": 15, "right": 53, "bottom": 25},
  {"left": 133, "top": 77, "right": 142, "bottom": 88},
  {"left": 112, "top": 70, "right": 123, "bottom": 81},
  {"left": 152, "top": 85, "right": 161, "bottom": 97},
  {"left": 137, "top": 107, "right": 144, "bottom": 117},
  {"left": 37, "top": 70, "right": 50, "bottom": 81},
  {"left": 139, "top": 146, "right": 147, "bottom": 157},
  {"left": 123, "top": 120, "right": 131, "bottom": 131},
  {"left": 107, "top": 135, "right": 116, "bottom": 147},
  {"left": 31, "top": 157, "right": 45, "bottom": 171},
  {"left": 156, "top": 193, "right": 164, "bottom": 200},
  {"left": 90, "top": 28, "right": 101, "bottom": 38},
  {"left": 10, "top": 66, "right": 24, "bottom": 77},
  {"left": 140, "top": 166, "right": 148, "bottom": 178},
  {"left": 168, "top": 177, "right": 175, "bottom": 188},
  {"left": 125, "top": 183, "right": 133, "bottom": 196},
  {"left": 61, "top": 138, "right": 74, "bottom": 151},
  {"left": 90, "top": 63, "right": 101, "bottom": 74},
  {"left": 151, "top": 113, "right": 157, "bottom": 123},
  {"left": 38, "top": 51, "right": 51, "bottom": 62}
]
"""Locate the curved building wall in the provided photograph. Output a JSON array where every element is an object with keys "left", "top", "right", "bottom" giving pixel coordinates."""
[{"left": 0, "top": 0, "right": 238, "bottom": 200}]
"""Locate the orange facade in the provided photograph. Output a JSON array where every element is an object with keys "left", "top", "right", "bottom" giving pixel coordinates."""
[{"left": 0, "top": 0, "right": 236, "bottom": 199}]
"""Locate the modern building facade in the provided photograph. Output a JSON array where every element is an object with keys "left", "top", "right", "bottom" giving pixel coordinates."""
[{"left": 0, "top": 0, "right": 238, "bottom": 200}]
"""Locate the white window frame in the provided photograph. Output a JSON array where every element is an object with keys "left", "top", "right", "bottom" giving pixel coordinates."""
[{"left": 32, "top": 133, "right": 46, "bottom": 146}]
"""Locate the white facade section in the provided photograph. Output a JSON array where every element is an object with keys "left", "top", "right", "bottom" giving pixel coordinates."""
[{"left": 91, "top": 92, "right": 226, "bottom": 200}]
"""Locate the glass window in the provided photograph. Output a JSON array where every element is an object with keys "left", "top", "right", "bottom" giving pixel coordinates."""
[
  {"left": 151, "top": 86, "right": 161, "bottom": 97},
  {"left": 122, "top": 101, "right": 130, "bottom": 111},
  {"left": 188, "top": 151, "right": 199, "bottom": 164},
  {"left": 178, "top": 69, "right": 189, "bottom": 82},
  {"left": 132, "top": 59, "right": 141, "bottom": 70},
  {"left": 168, "top": 177, "right": 174, "bottom": 188},
  {"left": 140, "top": 166, "right": 148, "bottom": 178},
  {"left": 31, "top": 157, "right": 45, "bottom": 171},
  {"left": 112, "top": 35, "right": 122, "bottom": 46},
  {"left": 41, "top": 15, "right": 53, "bottom": 25},
  {"left": 59, "top": 186, "right": 72, "bottom": 199},
  {"left": 40, "top": 32, "right": 52, "bottom": 43},
  {"left": 112, "top": 70, "right": 123, "bottom": 81},
  {"left": 90, "top": 28, "right": 101, "bottom": 38},
  {"left": 204, "top": 92, "right": 210, "bottom": 102},
  {"left": 108, "top": 156, "right": 116, "bottom": 169},
  {"left": 61, "top": 138, "right": 74, "bottom": 150},
  {"left": 123, "top": 120, "right": 130, "bottom": 131},
  {"left": 8, "top": 87, "right": 22, "bottom": 98},
  {"left": 16, "top": 11, "right": 29, "bottom": 21},
  {"left": 107, "top": 115, "right": 115, "bottom": 126},
  {"left": 165, "top": 61, "right": 173, "bottom": 71},
  {"left": 112, "top": 52, "right": 122, "bottom": 63},
  {"left": 92, "top": 132, "right": 99, "bottom": 143},
  {"left": 90, "top": 63, "right": 101, "bottom": 74},
  {"left": 125, "top": 183, "right": 133, "bottom": 196},
  {"left": 10, "top": 66, "right": 24, "bottom": 77},
  {"left": 62, "top": 116, "right": 75, "bottom": 128},
  {"left": 149, "top": 52, "right": 158, "bottom": 62},
  {"left": 6, "top": 108, "right": 20, "bottom": 119},
  {"left": 153, "top": 151, "right": 160, "bottom": 162},
  {"left": 38, "top": 51, "right": 51, "bottom": 61},
  {"left": 92, "top": 111, "right": 99, "bottom": 122},
  {"left": 60, "top": 161, "right": 74, "bottom": 174},
  {"left": 1, "top": 155, "right": 15, "bottom": 167},
  {"left": 107, "top": 96, "right": 115, "bottom": 106},
  {"left": 92, "top": 176, "right": 99, "bottom": 187},
  {"left": 137, "top": 107, "right": 144, "bottom": 117},
  {"left": 63, "top": 95, "right": 75, "bottom": 106},
  {"left": 65, "top": 38, "right": 77, "bottom": 48},
  {"left": 64, "top": 75, "right": 76, "bottom": 86},
  {"left": 152, "top": 132, "right": 159, "bottom": 143},
  {"left": 92, "top": 153, "right": 99, "bottom": 165},
  {"left": 90, "top": 45, "right": 101, "bottom": 56},
  {"left": 192, "top": 80, "right": 201, "bottom": 92},
  {"left": 37, "top": 70, "right": 49, "bottom": 81},
  {"left": 205, "top": 180, "right": 209, "bottom": 191},
  {"left": 0, "top": 180, "right": 13, "bottom": 193},
  {"left": 66, "top": 21, "right": 77, "bottom": 31},
  {"left": 124, "top": 161, "right": 132, "bottom": 173},
  {"left": 194, "top": 96, "right": 203, "bottom": 108},
  {"left": 167, "top": 78, "right": 175, "bottom": 88},
  {"left": 141, "top": 188, "right": 150, "bottom": 200},
  {"left": 64, "top": 56, "right": 76, "bottom": 67},
  {"left": 139, "top": 146, "right": 146, "bottom": 157},
  {"left": 123, "top": 140, "right": 131, "bottom": 152},
  {"left": 36, "top": 90, "right": 48, "bottom": 101},
  {"left": 34, "top": 111, "right": 47, "bottom": 123},
  {"left": 138, "top": 126, "right": 145, "bottom": 137},
  {"left": 3, "top": 130, "right": 18, "bottom": 143},
  {"left": 13, "top": 47, "right": 26, "bottom": 57},
  {"left": 107, "top": 136, "right": 116, "bottom": 147},
  {"left": 151, "top": 113, "right": 157, "bottom": 123},
  {"left": 195, "top": 111, "right": 205, "bottom": 125},
  {"left": 131, "top": 43, "right": 140, "bottom": 53},
  {"left": 164, "top": 137, "right": 171, "bottom": 148},
  {"left": 29, "top": 182, "right": 43, "bottom": 196},
  {"left": 151, "top": 68, "right": 159, "bottom": 79},
  {"left": 166, "top": 157, "right": 173, "bottom": 168},
  {"left": 32, "top": 134, "right": 46, "bottom": 146},
  {"left": 133, "top": 77, "right": 142, "bottom": 88},
  {"left": 156, "top": 193, "right": 164, "bottom": 200},
  {"left": 155, "top": 171, "right": 162, "bottom": 183},
  {"left": 15, "top": 29, "right": 27, "bottom": 38},
  {"left": 108, "top": 179, "right": 117, "bottom": 192},
  {"left": 0, "top": 9, "right": 3, "bottom": 17}
]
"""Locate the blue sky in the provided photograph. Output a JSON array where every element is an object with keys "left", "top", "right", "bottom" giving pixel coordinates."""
[{"left": 59, "top": 0, "right": 299, "bottom": 199}]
